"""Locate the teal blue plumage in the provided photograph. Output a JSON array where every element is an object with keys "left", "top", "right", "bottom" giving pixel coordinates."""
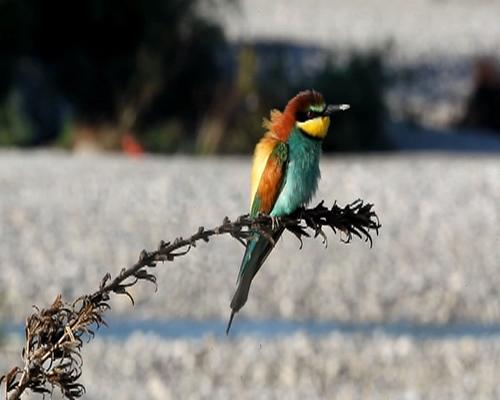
[{"left": 270, "top": 128, "right": 322, "bottom": 216}]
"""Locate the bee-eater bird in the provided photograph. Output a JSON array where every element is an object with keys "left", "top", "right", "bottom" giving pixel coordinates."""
[{"left": 226, "top": 90, "right": 350, "bottom": 334}]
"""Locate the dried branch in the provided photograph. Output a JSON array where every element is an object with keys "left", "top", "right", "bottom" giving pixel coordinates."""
[{"left": 1, "top": 199, "right": 380, "bottom": 400}]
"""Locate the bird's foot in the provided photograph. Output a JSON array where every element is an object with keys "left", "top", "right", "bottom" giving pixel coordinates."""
[{"left": 270, "top": 216, "right": 281, "bottom": 231}]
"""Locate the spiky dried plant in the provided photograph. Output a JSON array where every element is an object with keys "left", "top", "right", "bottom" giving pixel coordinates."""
[{"left": 1, "top": 199, "right": 380, "bottom": 400}]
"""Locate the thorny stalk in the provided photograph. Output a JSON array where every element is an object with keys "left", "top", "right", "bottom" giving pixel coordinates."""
[{"left": 0, "top": 199, "right": 380, "bottom": 400}]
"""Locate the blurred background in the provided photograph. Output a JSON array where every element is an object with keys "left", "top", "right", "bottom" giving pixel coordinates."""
[{"left": 1, "top": 0, "right": 500, "bottom": 399}]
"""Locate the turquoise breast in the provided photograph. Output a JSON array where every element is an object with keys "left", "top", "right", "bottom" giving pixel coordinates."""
[{"left": 270, "top": 128, "right": 322, "bottom": 217}]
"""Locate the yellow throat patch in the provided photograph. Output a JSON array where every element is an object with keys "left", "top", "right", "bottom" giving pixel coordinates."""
[{"left": 296, "top": 116, "right": 330, "bottom": 139}]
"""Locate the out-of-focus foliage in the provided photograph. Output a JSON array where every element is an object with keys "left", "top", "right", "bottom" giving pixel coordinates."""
[
  {"left": 0, "top": 0, "right": 389, "bottom": 153},
  {"left": 0, "top": 0, "right": 227, "bottom": 146},
  {"left": 0, "top": 91, "right": 35, "bottom": 146},
  {"left": 142, "top": 119, "right": 190, "bottom": 153},
  {"left": 459, "top": 58, "right": 500, "bottom": 134},
  {"left": 210, "top": 45, "right": 391, "bottom": 153},
  {"left": 311, "top": 52, "right": 391, "bottom": 152}
]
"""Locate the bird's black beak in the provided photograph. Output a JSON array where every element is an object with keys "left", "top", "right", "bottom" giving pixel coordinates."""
[{"left": 324, "top": 104, "right": 350, "bottom": 116}]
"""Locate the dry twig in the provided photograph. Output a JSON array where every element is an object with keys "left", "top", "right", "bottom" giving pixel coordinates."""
[{"left": 0, "top": 199, "right": 380, "bottom": 400}]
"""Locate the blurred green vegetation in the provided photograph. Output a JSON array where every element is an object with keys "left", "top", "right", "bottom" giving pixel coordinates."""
[
  {"left": 311, "top": 52, "right": 391, "bottom": 152},
  {"left": 210, "top": 46, "right": 392, "bottom": 153},
  {"left": 0, "top": 0, "right": 228, "bottom": 148},
  {"left": 0, "top": 0, "right": 390, "bottom": 153},
  {"left": 0, "top": 91, "right": 35, "bottom": 146}
]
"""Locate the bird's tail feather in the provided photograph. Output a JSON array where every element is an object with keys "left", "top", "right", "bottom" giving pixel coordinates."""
[
  {"left": 226, "top": 227, "right": 284, "bottom": 334},
  {"left": 226, "top": 310, "right": 235, "bottom": 335}
]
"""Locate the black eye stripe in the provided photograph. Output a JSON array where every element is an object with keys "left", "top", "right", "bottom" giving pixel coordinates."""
[{"left": 296, "top": 110, "right": 322, "bottom": 122}]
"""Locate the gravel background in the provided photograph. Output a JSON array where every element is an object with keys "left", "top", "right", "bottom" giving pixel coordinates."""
[
  {"left": 1, "top": 150, "right": 499, "bottom": 323},
  {"left": 1, "top": 150, "right": 500, "bottom": 399},
  {"left": 2, "top": 332, "right": 500, "bottom": 400}
]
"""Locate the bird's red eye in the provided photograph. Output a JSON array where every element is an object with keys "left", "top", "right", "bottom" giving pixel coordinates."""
[{"left": 307, "top": 111, "right": 314, "bottom": 119}]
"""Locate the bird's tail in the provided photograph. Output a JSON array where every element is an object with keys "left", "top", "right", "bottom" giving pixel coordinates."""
[
  {"left": 226, "top": 227, "right": 284, "bottom": 335},
  {"left": 226, "top": 311, "right": 235, "bottom": 335}
]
